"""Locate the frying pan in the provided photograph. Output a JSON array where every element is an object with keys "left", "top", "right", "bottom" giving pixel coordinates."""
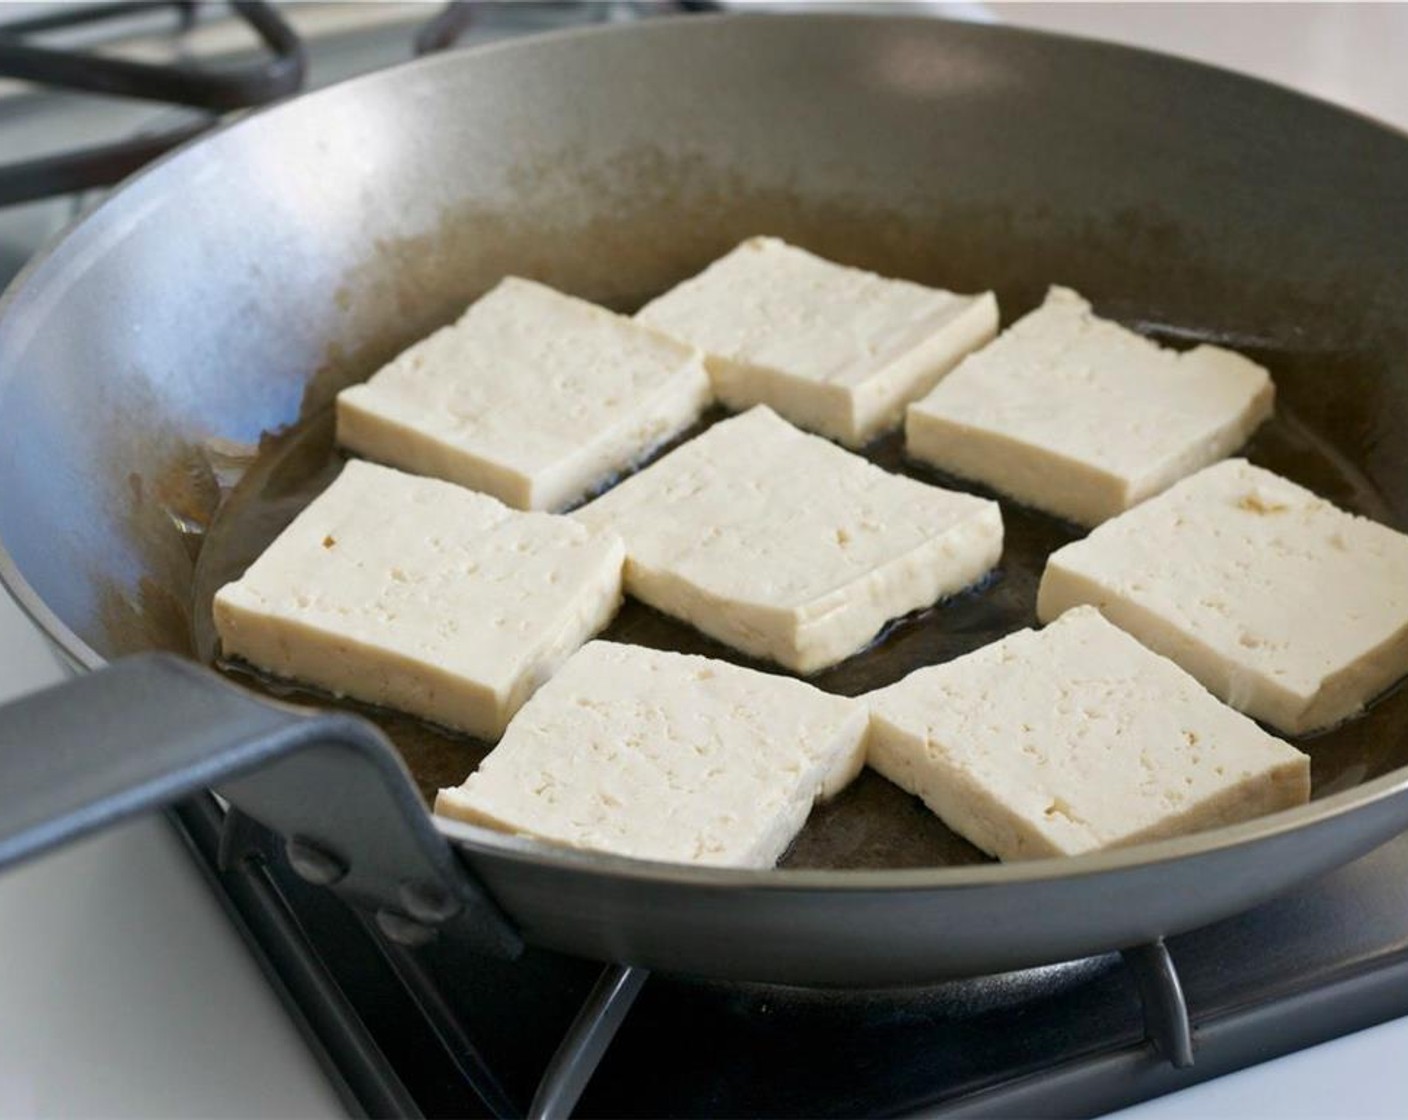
[{"left": 2, "top": 13, "right": 1408, "bottom": 989}]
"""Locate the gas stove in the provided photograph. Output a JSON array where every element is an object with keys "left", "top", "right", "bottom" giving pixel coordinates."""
[{"left": 1, "top": 4, "right": 1407, "bottom": 1118}]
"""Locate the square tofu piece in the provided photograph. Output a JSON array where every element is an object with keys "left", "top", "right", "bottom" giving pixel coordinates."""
[
  {"left": 573, "top": 406, "right": 1003, "bottom": 674},
  {"left": 906, "top": 287, "right": 1274, "bottom": 526},
  {"left": 636, "top": 237, "right": 997, "bottom": 447},
  {"left": 435, "top": 642, "right": 868, "bottom": 867},
  {"left": 336, "top": 277, "right": 711, "bottom": 512},
  {"left": 1038, "top": 459, "right": 1408, "bottom": 735},
  {"left": 213, "top": 460, "right": 624, "bottom": 740},
  {"left": 867, "top": 606, "right": 1310, "bottom": 861}
]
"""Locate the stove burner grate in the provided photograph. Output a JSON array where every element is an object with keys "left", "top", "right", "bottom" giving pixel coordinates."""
[{"left": 0, "top": 0, "right": 307, "bottom": 206}]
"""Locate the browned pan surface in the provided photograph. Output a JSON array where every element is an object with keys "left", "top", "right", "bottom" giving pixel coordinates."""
[{"left": 188, "top": 305, "right": 1408, "bottom": 871}]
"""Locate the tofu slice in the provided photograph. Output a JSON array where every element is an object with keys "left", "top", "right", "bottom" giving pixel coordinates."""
[
  {"left": 572, "top": 406, "right": 1003, "bottom": 674},
  {"left": 435, "top": 641, "right": 868, "bottom": 867},
  {"left": 213, "top": 460, "right": 624, "bottom": 740},
  {"left": 1038, "top": 459, "right": 1408, "bottom": 735},
  {"left": 905, "top": 287, "right": 1274, "bottom": 526},
  {"left": 336, "top": 277, "right": 712, "bottom": 512},
  {"left": 867, "top": 606, "right": 1310, "bottom": 861},
  {"left": 636, "top": 237, "right": 998, "bottom": 447}
]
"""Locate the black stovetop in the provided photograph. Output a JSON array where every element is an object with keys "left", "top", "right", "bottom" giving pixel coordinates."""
[{"left": 194, "top": 796, "right": 1408, "bottom": 1118}]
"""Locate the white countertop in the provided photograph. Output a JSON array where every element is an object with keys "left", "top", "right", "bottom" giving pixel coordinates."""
[
  {"left": 2, "top": 3, "right": 1407, "bottom": 1116},
  {"left": 0, "top": 591, "right": 343, "bottom": 1118}
]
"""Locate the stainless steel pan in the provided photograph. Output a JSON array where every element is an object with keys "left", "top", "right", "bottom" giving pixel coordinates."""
[{"left": 2, "top": 13, "right": 1408, "bottom": 987}]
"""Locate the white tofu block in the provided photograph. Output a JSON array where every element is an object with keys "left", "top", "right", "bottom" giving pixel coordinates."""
[
  {"left": 1038, "top": 459, "right": 1408, "bottom": 735},
  {"left": 636, "top": 237, "right": 998, "bottom": 447},
  {"left": 336, "top": 277, "right": 712, "bottom": 512},
  {"left": 867, "top": 606, "right": 1310, "bottom": 861},
  {"left": 213, "top": 460, "right": 624, "bottom": 740},
  {"left": 572, "top": 406, "right": 1003, "bottom": 674},
  {"left": 435, "top": 642, "right": 868, "bottom": 867},
  {"left": 906, "top": 287, "right": 1274, "bottom": 526}
]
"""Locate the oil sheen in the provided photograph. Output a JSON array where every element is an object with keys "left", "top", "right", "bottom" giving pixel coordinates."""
[{"left": 190, "top": 379, "right": 1408, "bottom": 870}]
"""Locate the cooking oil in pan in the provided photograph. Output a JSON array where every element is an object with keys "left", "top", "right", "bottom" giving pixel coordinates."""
[{"left": 189, "top": 388, "right": 1408, "bottom": 871}]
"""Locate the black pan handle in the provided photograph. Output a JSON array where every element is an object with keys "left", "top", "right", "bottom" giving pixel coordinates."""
[{"left": 0, "top": 652, "right": 521, "bottom": 958}]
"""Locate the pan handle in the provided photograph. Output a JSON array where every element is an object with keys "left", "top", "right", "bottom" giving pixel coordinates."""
[{"left": 0, "top": 652, "right": 521, "bottom": 958}]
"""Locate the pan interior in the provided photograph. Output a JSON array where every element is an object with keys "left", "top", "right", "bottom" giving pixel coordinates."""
[{"left": 187, "top": 308, "right": 1408, "bottom": 872}]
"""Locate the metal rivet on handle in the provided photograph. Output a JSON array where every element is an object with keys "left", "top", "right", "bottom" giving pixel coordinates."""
[
  {"left": 399, "top": 879, "right": 462, "bottom": 925},
  {"left": 376, "top": 907, "right": 438, "bottom": 947},
  {"left": 285, "top": 836, "right": 348, "bottom": 886}
]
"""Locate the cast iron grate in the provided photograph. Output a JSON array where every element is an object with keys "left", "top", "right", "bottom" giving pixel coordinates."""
[{"left": 0, "top": 0, "right": 305, "bottom": 207}]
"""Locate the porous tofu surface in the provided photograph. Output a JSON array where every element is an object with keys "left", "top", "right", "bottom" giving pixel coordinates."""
[
  {"left": 435, "top": 641, "right": 869, "bottom": 867},
  {"left": 572, "top": 406, "right": 1003, "bottom": 673},
  {"left": 867, "top": 607, "right": 1310, "bottom": 861},
  {"left": 213, "top": 460, "right": 625, "bottom": 739},
  {"left": 906, "top": 287, "right": 1274, "bottom": 526},
  {"left": 336, "top": 277, "right": 711, "bottom": 511},
  {"left": 1038, "top": 459, "right": 1408, "bottom": 735},
  {"left": 636, "top": 237, "right": 998, "bottom": 446}
]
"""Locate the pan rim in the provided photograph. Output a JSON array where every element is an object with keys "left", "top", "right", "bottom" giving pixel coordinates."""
[
  {"left": 433, "top": 760, "right": 1408, "bottom": 889},
  {"left": 2, "top": 9, "right": 1408, "bottom": 893}
]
